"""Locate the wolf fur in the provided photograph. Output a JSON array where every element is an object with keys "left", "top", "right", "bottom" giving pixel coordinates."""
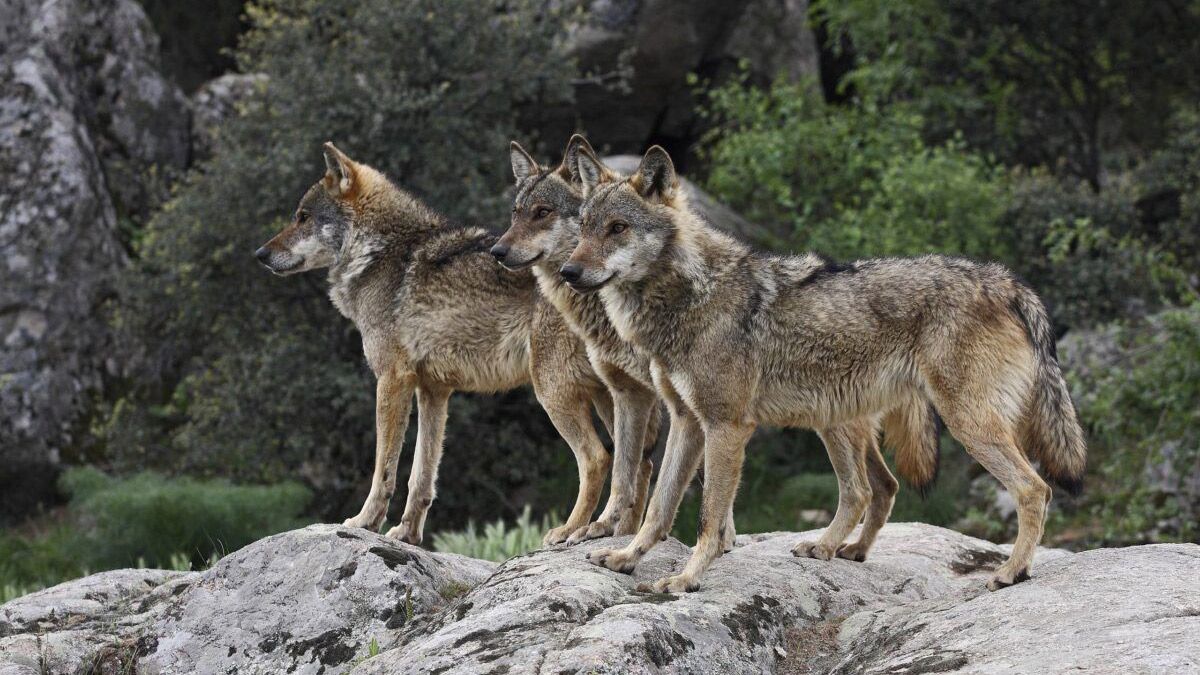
[
  {"left": 568, "top": 145, "right": 1086, "bottom": 593},
  {"left": 496, "top": 136, "right": 742, "bottom": 546},
  {"left": 255, "top": 143, "right": 619, "bottom": 545}
]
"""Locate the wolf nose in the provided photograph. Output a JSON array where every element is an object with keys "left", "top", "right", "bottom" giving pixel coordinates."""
[
  {"left": 489, "top": 243, "right": 509, "bottom": 262},
  {"left": 560, "top": 262, "right": 583, "bottom": 283},
  {"left": 254, "top": 247, "right": 271, "bottom": 263}
]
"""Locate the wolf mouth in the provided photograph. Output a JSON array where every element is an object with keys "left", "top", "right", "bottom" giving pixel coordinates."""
[
  {"left": 266, "top": 257, "right": 304, "bottom": 275},
  {"left": 567, "top": 273, "right": 614, "bottom": 294},
  {"left": 500, "top": 251, "right": 543, "bottom": 271}
]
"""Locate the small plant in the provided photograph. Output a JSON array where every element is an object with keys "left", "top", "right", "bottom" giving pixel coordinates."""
[
  {"left": 438, "top": 580, "right": 472, "bottom": 602},
  {"left": 431, "top": 506, "right": 557, "bottom": 562}
]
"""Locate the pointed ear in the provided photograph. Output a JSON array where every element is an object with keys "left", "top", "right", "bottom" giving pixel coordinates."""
[
  {"left": 557, "top": 134, "right": 596, "bottom": 183},
  {"left": 632, "top": 146, "right": 678, "bottom": 202},
  {"left": 576, "top": 146, "right": 616, "bottom": 197},
  {"left": 510, "top": 141, "right": 540, "bottom": 182},
  {"left": 322, "top": 142, "right": 357, "bottom": 196}
]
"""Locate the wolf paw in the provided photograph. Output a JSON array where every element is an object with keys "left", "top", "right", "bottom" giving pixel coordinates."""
[
  {"left": 835, "top": 541, "right": 870, "bottom": 562},
  {"left": 791, "top": 540, "right": 836, "bottom": 561},
  {"left": 342, "top": 509, "right": 386, "bottom": 532},
  {"left": 637, "top": 574, "right": 698, "bottom": 594},
  {"left": 542, "top": 524, "right": 577, "bottom": 546},
  {"left": 986, "top": 565, "right": 1030, "bottom": 591},
  {"left": 565, "top": 519, "right": 615, "bottom": 545},
  {"left": 587, "top": 546, "right": 639, "bottom": 574},
  {"left": 385, "top": 523, "right": 422, "bottom": 546}
]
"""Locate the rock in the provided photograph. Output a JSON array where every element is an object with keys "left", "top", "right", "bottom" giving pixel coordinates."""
[
  {"left": 2, "top": 525, "right": 1196, "bottom": 674},
  {"left": 827, "top": 544, "right": 1200, "bottom": 674},
  {"left": 604, "top": 154, "right": 773, "bottom": 243},
  {"left": 559, "top": 0, "right": 822, "bottom": 158},
  {"left": 0, "top": 0, "right": 190, "bottom": 521},
  {"left": 0, "top": 525, "right": 495, "bottom": 674},
  {"left": 189, "top": 73, "right": 267, "bottom": 161}
]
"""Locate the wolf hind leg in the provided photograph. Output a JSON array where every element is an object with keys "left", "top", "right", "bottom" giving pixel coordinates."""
[
  {"left": 836, "top": 431, "right": 898, "bottom": 562},
  {"left": 386, "top": 383, "right": 452, "bottom": 545},
  {"left": 943, "top": 406, "right": 1049, "bottom": 590},
  {"left": 792, "top": 420, "right": 874, "bottom": 561}
]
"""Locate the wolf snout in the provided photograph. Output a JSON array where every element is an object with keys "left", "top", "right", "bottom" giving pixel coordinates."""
[
  {"left": 560, "top": 262, "right": 583, "bottom": 283},
  {"left": 489, "top": 243, "right": 510, "bottom": 263},
  {"left": 255, "top": 246, "right": 272, "bottom": 264}
]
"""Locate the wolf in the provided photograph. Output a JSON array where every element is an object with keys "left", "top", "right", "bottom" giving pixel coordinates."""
[
  {"left": 255, "top": 142, "right": 626, "bottom": 546},
  {"left": 494, "top": 135, "right": 939, "bottom": 549},
  {"left": 566, "top": 145, "right": 1086, "bottom": 593}
]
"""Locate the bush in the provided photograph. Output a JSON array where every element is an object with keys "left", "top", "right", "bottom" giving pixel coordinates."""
[
  {"left": 1069, "top": 306, "right": 1200, "bottom": 544},
  {"left": 697, "top": 77, "right": 1007, "bottom": 261}
]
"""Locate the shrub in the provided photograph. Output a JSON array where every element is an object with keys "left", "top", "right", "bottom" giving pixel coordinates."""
[
  {"left": 1069, "top": 306, "right": 1200, "bottom": 544},
  {"left": 696, "top": 77, "right": 1007, "bottom": 261}
]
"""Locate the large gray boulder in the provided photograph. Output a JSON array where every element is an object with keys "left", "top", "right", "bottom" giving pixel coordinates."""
[
  {"left": 0, "top": 0, "right": 190, "bottom": 521},
  {"left": 559, "top": 0, "right": 822, "bottom": 157},
  {"left": 3, "top": 523, "right": 1195, "bottom": 674}
]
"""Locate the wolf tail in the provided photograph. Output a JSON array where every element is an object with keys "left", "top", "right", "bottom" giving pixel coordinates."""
[
  {"left": 881, "top": 394, "right": 942, "bottom": 497},
  {"left": 1011, "top": 285, "right": 1087, "bottom": 495}
]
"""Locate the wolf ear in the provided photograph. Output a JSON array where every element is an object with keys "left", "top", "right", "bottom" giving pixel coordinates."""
[
  {"left": 558, "top": 134, "right": 596, "bottom": 183},
  {"left": 510, "top": 141, "right": 540, "bottom": 182},
  {"left": 576, "top": 146, "right": 616, "bottom": 197},
  {"left": 322, "top": 142, "right": 357, "bottom": 196},
  {"left": 632, "top": 146, "right": 678, "bottom": 203}
]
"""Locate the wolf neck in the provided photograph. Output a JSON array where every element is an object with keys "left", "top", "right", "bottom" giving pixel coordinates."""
[
  {"left": 328, "top": 183, "right": 445, "bottom": 323},
  {"left": 603, "top": 210, "right": 745, "bottom": 352}
]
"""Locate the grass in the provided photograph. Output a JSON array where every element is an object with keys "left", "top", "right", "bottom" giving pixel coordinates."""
[{"left": 430, "top": 505, "right": 556, "bottom": 561}]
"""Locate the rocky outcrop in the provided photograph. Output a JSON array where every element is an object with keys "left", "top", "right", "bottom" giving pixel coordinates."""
[
  {"left": 2, "top": 524, "right": 1196, "bottom": 674},
  {"left": 188, "top": 73, "right": 266, "bottom": 161},
  {"left": 560, "top": 0, "right": 821, "bottom": 159},
  {"left": 0, "top": 0, "right": 191, "bottom": 520}
]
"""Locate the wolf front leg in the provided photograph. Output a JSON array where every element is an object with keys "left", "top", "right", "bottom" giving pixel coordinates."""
[
  {"left": 792, "top": 421, "right": 874, "bottom": 561},
  {"left": 343, "top": 367, "right": 416, "bottom": 532},
  {"left": 646, "top": 420, "right": 754, "bottom": 593},
  {"left": 567, "top": 371, "right": 658, "bottom": 543},
  {"left": 587, "top": 384, "right": 705, "bottom": 574},
  {"left": 386, "top": 383, "right": 452, "bottom": 545}
]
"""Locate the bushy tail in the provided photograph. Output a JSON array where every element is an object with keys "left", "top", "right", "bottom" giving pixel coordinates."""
[
  {"left": 1011, "top": 285, "right": 1087, "bottom": 495},
  {"left": 881, "top": 394, "right": 942, "bottom": 497}
]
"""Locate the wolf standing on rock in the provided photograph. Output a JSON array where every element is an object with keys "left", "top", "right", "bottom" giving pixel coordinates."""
[
  {"left": 255, "top": 143, "right": 632, "bottom": 546},
  {"left": 568, "top": 144, "right": 1086, "bottom": 593}
]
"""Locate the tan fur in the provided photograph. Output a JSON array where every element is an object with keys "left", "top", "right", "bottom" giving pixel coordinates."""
[
  {"left": 497, "top": 136, "right": 733, "bottom": 544},
  {"left": 572, "top": 146, "right": 1086, "bottom": 593},
  {"left": 256, "top": 143, "right": 614, "bottom": 546}
]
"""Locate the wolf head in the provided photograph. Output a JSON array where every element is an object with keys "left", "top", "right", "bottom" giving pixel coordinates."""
[
  {"left": 491, "top": 135, "right": 597, "bottom": 271},
  {"left": 562, "top": 145, "right": 681, "bottom": 292},
  {"left": 255, "top": 142, "right": 379, "bottom": 275}
]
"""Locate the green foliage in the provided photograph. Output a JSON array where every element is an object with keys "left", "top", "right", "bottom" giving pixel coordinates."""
[
  {"left": 1072, "top": 306, "right": 1200, "bottom": 544},
  {"left": 431, "top": 506, "right": 555, "bottom": 562},
  {"left": 814, "top": 0, "right": 1200, "bottom": 188},
  {"left": 62, "top": 467, "right": 311, "bottom": 569},
  {"left": 0, "top": 469, "right": 306, "bottom": 602},
  {"left": 697, "top": 77, "right": 1006, "bottom": 260},
  {"left": 109, "top": 0, "right": 582, "bottom": 523}
]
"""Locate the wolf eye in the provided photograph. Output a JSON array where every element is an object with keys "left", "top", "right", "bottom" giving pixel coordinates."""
[
  {"left": 297, "top": 211, "right": 309, "bottom": 223},
  {"left": 534, "top": 206, "right": 552, "bottom": 219},
  {"left": 609, "top": 221, "right": 627, "bottom": 234}
]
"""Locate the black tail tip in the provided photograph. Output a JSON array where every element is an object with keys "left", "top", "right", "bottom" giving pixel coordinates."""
[{"left": 1052, "top": 475, "right": 1084, "bottom": 497}]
